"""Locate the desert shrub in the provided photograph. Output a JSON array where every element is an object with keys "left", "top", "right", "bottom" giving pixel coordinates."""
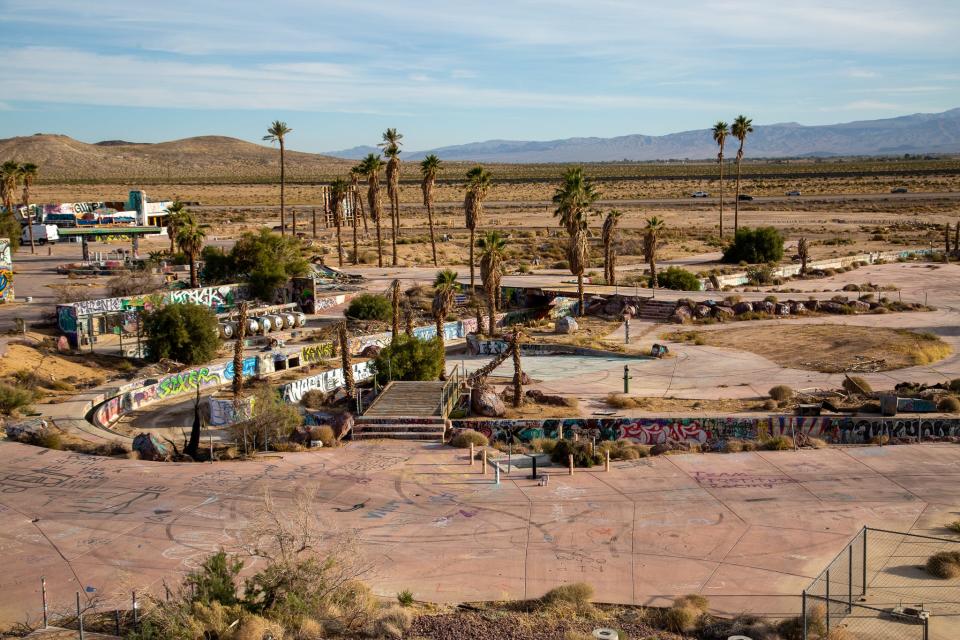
[
  {"left": 807, "top": 437, "right": 828, "bottom": 449},
  {"left": 746, "top": 263, "right": 775, "bottom": 285},
  {"left": 372, "top": 605, "right": 413, "bottom": 638},
  {"left": 205, "top": 229, "right": 309, "bottom": 300},
  {"left": 312, "top": 425, "right": 336, "bottom": 447},
  {"left": 107, "top": 269, "right": 163, "bottom": 297},
  {"left": 762, "top": 399, "right": 777, "bottom": 411},
  {"left": 529, "top": 437, "right": 558, "bottom": 454},
  {"left": 599, "top": 439, "right": 650, "bottom": 460},
  {"left": 372, "top": 334, "right": 444, "bottom": 384},
  {"left": 186, "top": 551, "right": 243, "bottom": 606},
  {"left": 346, "top": 293, "right": 392, "bottom": 321},
  {"left": 656, "top": 266, "right": 702, "bottom": 291},
  {"left": 450, "top": 429, "right": 488, "bottom": 448},
  {"left": 25, "top": 429, "right": 64, "bottom": 450},
  {"left": 768, "top": 385, "right": 794, "bottom": 402},
  {"left": 662, "top": 594, "right": 709, "bottom": 633},
  {"left": 925, "top": 551, "right": 960, "bottom": 578},
  {"left": 396, "top": 589, "right": 414, "bottom": 607},
  {"left": 842, "top": 376, "right": 873, "bottom": 395},
  {"left": 950, "top": 378, "right": 960, "bottom": 393},
  {"left": 301, "top": 389, "right": 328, "bottom": 409},
  {"left": 938, "top": 396, "right": 960, "bottom": 413},
  {"left": 761, "top": 435, "right": 794, "bottom": 450},
  {"left": 142, "top": 303, "right": 221, "bottom": 365},
  {"left": 551, "top": 439, "right": 603, "bottom": 468},
  {"left": 778, "top": 604, "right": 827, "bottom": 640},
  {"left": 722, "top": 227, "right": 784, "bottom": 264},
  {"left": 946, "top": 521, "right": 960, "bottom": 533},
  {"left": 539, "top": 582, "right": 594, "bottom": 614},
  {"left": 230, "top": 386, "right": 303, "bottom": 451},
  {"left": 0, "top": 383, "right": 38, "bottom": 415},
  {"left": 723, "top": 294, "right": 742, "bottom": 305}
]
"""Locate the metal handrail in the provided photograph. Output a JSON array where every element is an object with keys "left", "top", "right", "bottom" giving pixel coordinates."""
[{"left": 440, "top": 364, "right": 462, "bottom": 417}]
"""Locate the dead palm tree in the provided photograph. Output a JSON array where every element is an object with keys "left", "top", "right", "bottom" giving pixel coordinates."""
[
  {"left": 553, "top": 167, "right": 600, "bottom": 315},
  {"left": 432, "top": 269, "right": 458, "bottom": 378},
  {"left": 263, "top": 120, "right": 292, "bottom": 236},
  {"left": 165, "top": 201, "right": 188, "bottom": 254},
  {"left": 390, "top": 279, "right": 401, "bottom": 342},
  {"left": 510, "top": 325, "right": 525, "bottom": 408},
  {"left": 330, "top": 178, "right": 349, "bottom": 267},
  {"left": 380, "top": 128, "right": 403, "bottom": 266},
  {"left": 797, "top": 237, "right": 810, "bottom": 275},
  {"left": 176, "top": 216, "right": 206, "bottom": 288},
  {"left": 464, "top": 166, "right": 492, "bottom": 292},
  {"left": 478, "top": 230, "right": 507, "bottom": 336},
  {"left": 16, "top": 162, "right": 38, "bottom": 253},
  {"left": 420, "top": 154, "right": 442, "bottom": 266},
  {"left": 338, "top": 321, "right": 354, "bottom": 396},
  {"left": 232, "top": 301, "right": 248, "bottom": 399},
  {"left": 568, "top": 215, "right": 590, "bottom": 315},
  {"left": 1, "top": 160, "right": 21, "bottom": 220},
  {"left": 712, "top": 121, "right": 729, "bottom": 236},
  {"left": 643, "top": 216, "right": 666, "bottom": 289},
  {"left": 731, "top": 115, "right": 753, "bottom": 233},
  {"left": 601, "top": 209, "right": 622, "bottom": 286},
  {"left": 358, "top": 154, "right": 385, "bottom": 267}
]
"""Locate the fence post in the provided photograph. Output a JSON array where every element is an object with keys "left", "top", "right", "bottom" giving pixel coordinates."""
[
  {"left": 848, "top": 545, "right": 853, "bottom": 613},
  {"left": 76, "top": 592, "right": 84, "bottom": 640},
  {"left": 924, "top": 616, "right": 929, "bottom": 640},
  {"left": 802, "top": 590, "right": 808, "bottom": 640},
  {"left": 862, "top": 528, "right": 868, "bottom": 597},
  {"left": 114, "top": 610, "right": 121, "bottom": 636},
  {"left": 132, "top": 591, "right": 138, "bottom": 626},
  {"left": 825, "top": 569, "right": 831, "bottom": 633},
  {"left": 41, "top": 576, "right": 48, "bottom": 628}
]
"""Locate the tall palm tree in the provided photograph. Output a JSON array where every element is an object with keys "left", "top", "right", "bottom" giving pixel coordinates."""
[
  {"left": 553, "top": 167, "right": 600, "bottom": 315},
  {"left": 330, "top": 178, "right": 349, "bottom": 267},
  {"left": 358, "top": 154, "right": 385, "bottom": 267},
  {"left": 643, "top": 216, "right": 666, "bottom": 289},
  {"left": 601, "top": 209, "right": 622, "bottom": 286},
  {"left": 338, "top": 321, "right": 354, "bottom": 397},
  {"left": 176, "top": 217, "right": 206, "bottom": 288},
  {"left": 1, "top": 160, "right": 21, "bottom": 218},
  {"left": 233, "top": 301, "right": 248, "bottom": 399},
  {"left": 18, "top": 163, "right": 38, "bottom": 253},
  {"left": 568, "top": 214, "right": 590, "bottom": 316},
  {"left": 263, "top": 120, "right": 293, "bottom": 236},
  {"left": 432, "top": 269, "right": 458, "bottom": 378},
  {"left": 731, "top": 115, "right": 753, "bottom": 233},
  {"left": 350, "top": 164, "right": 368, "bottom": 234},
  {"left": 165, "top": 201, "right": 189, "bottom": 254},
  {"left": 420, "top": 154, "right": 442, "bottom": 266},
  {"left": 477, "top": 230, "right": 507, "bottom": 336},
  {"left": 712, "top": 121, "right": 729, "bottom": 237},
  {"left": 390, "top": 279, "right": 401, "bottom": 342},
  {"left": 379, "top": 128, "right": 403, "bottom": 266},
  {"left": 464, "top": 166, "right": 492, "bottom": 292},
  {"left": 510, "top": 326, "right": 524, "bottom": 408}
]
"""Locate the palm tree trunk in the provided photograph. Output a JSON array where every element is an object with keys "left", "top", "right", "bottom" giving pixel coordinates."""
[
  {"left": 391, "top": 196, "right": 398, "bottom": 266},
  {"left": 391, "top": 281, "right": 400, "bottom": 342},
  {"left": 436, "top": 316, "right": 447, "bottom": 379},
  {"left": 233, "top": 302, "right": 247, "bottom": 398},
  {"left": 718, "top": 155, "right": 725, "bottom": 237},
  {"left": 603, "top": 241, "right": 610, "bottom": 284},
  {"left": 427, "top": 199, "right": 438, "bottom": 266},
  {"left": 339, "top": 322, "right": 354, "bottom": 396},
  {"left": 512, "top": 338, "right": 523, "bottom": 408},
  {"left": 292, "top": 207, "right": 297, "bottom": 236},
  {"left": 335, "top": 215, "right": 343, "bottom": 267},
  {"left": 487, "top": 286, "right": 496, "bottom": 336},
  {"left": 375, "top": 219, "right": 383, "bottom": 267},
  {"left": 469, "top": 227, "right": 475, "bottom": 290},
  {"left": 577, "top": 273, "right": 584, "bottom": 316},
  {"left": 189, "top": 252, "right": 198, "bottom": 288},
  {"left": 312, "top": 207, "right": 317, "bottom": 238},
  {"left": 352, "top": 201, "right": 359, "bottom": 265},
  {"left": 280, "top": 142, "right": 286, "bottom": 236},
  {"left": 609, "top": 249, "right": 617, "bottom": 287},
  {"left": 649, "top": 257, "right": 657, "bottom": 289},
  {"left": 734, "top": 155, "right": 742, "bottom": 233}
]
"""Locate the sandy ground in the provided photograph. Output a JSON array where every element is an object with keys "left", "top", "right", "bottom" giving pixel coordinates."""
[{"left": 0, "top": 440, "right": 957, "bottom": 637}]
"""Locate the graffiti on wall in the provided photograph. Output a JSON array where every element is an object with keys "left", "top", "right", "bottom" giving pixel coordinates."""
[
  {"left": 157, "top": 367, "right": 222, "bottom": 398},
  {"left": 282, "top": 361, "right": 375, "bottom": 403},
  {"left": 208, "top": 396, "right": 255, "bottom": 427},
  {"left": 167, "top": 285, "right": 245, "bottom": 311},
  {"left": 301, "top": 343, "right": 334, "bottom": 364}
]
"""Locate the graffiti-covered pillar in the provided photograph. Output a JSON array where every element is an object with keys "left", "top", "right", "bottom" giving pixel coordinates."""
[
  {"left": 0, "top": 239, "right": 13, "bottom": 303},
  {"left": 131, "top": 234, "right": 140, "bottom": 259}
]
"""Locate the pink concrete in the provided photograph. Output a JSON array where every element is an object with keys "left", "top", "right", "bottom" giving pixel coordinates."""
[{"left": 1, "top": 440, "right": 958, "bottom": 626}]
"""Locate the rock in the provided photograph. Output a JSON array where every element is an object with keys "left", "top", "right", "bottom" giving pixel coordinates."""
[
  {"left": 555, "top": 316, "right": 579, "bottom": 334},
  {"left": 4, "top": 418, "right": 48, "bottom": 441},
  {"left": 525, "top": 389, "right": 573, "bottom": 406},
  {"left": 790, "top": 301, "right": 806, "bottom": 314},
  {"left": 733, "top": 301, "right": 753, "bottom": 315},
  {"left": 132, "top": 432, "right": 170, "bottom": 461},
  {"left": 805, "top": 299, "right": 820, "bottom": 311},
  {"left": 623, "top": 305, "right": 638, "bottom": 317},
  {"left": 471, "top": 385, "right": 506, "bottom": 417},
  {"left": 759, "top": 300, "right": 776, "bottom": 314},
  {"left": 713, "top": 306, "right": 735, "bottom": 319},
  {"left": 775, "top": 303, "right": 792, "bottom": 316},
  {"left": 330, "top": 412, "right": 355, "bottom": 439},
  {"left": 360, "top": 344, "right": 382, "bottom": 358},
  {"left": 819, "top": 301, "right": 845, "bottom": 314},
  {"left": 289, "top": 425, "right": 313, "bottom": 445},
  {"left": 694, "top": 304, "right": 712, "bottom": 319},
  {"left": 849, "top": 300, "right": 871, "bottom": 313},
  {"left": 670, "top": 306, "right": 693, "bottom": 324},
  {"left": 520, "top": 371, "right": 533, "bottom": 385},
  {"left": 602, "top": 299, "right": 624, "bottom": 316}
]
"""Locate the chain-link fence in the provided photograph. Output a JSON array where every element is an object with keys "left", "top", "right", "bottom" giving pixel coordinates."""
[{"left": 803, "top": 527, "right": 960, "bottom": 640}]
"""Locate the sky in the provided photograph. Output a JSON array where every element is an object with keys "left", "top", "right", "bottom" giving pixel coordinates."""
[{"left": 1, "top": 0, "right": 958, "bottom": 152}]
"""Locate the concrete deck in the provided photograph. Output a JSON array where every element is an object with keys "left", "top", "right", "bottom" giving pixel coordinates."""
[{"left": 1, "top": 440, "right": 958, "bottom": 628}]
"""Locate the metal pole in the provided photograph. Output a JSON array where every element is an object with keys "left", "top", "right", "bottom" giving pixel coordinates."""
[
  {"left": 114, "top": 610, "right": 121, "bottom": 636},
  {"left": 132, "top": 591, "right": 138, "bottom": 626},
  {"left": 41, "top": 576, "right": 48, "bottom": 627},
  {"left": 802, "top": 590, "right": 808, "bottom": 640},
  {"left": 862, "top": 528, "right": 868, "bottom": 596},
  {"left": 825, "top": 569, "right": 830, "bottom": 633},
  {"left": 77, "top": 592, "right": 84, "bottom": 640},
  {"left": 848, "top": 545, "right": 853, "bottom": 613}
]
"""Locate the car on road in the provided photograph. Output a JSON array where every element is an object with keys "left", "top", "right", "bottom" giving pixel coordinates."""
[
  {"left": 786, "top": 190, "right": 802, "bottom": 196},
  {"left": 690, "top": 191, "right": 709, "bottom": 198},
  {"left": 738, "top": 194, "right": 754, "bottom": 201},
  {"left": 891, "top": 187, "right": 909, "bottom": 193}
]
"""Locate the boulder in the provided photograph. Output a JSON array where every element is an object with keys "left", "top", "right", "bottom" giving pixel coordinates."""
[
  {"left": 790, "top": 301, "right": 807, "bottom": 315},
  {"left": 602, "top": 299, "right": 625, "bottom": 316},
  {"left": 713, "top": 306, "right": 735, "bottom": 319},
  {"left": 555, "top": 316, "right": 579, "bottom": 334},
  {"left": 759, "top": 300, "right": 776, "bottom": 314},
  {"left": 775, "top": 303, "right": 792, "bottom": 316},
  {"left": 733, "top": 301, "right": 753, "bottom": 315},
  {"left": 4, "top": 418, "right": 48, "bottom": 441},
  {"left": 471, "top": 385, "right": 506, "bottom": 417},
  {"left": 132, "top": 432, "right": 170, "bottom": 461},
  {"left": 525, "top": 389, "right": 574, "bottom": 407},
  {"left": 819, "top": 301, "right": 845, "bottom": 314},
  {"left": 360, "top": 344, "right": 382, "bottom": 358},
  {"left": 694, "top": 304, "right": 712, "bottom": 319},
  {"left": 670, "top": 306, "right": 693, "bottom": 324},
  {"left": 330, "top": 412, "right": 355, "bottom": 439},
  {"left": 289, "top": 425, "right": 313, "bottom": 446},
  {"left": 805, "top": 299, "right": 820, "bottom": 312},
  {"left": 849, "top": 300, "right": 871, "bottom": 313}
]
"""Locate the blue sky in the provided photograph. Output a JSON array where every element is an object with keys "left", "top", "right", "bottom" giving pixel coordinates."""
[{"left": 1, "top": 0, "right": 958, "bottom": 152}]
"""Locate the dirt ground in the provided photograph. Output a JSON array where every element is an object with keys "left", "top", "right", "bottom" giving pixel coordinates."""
[
  {"left": 666, "top": 324, "right": 952, "bottom": 373},
  {"left": 603, "top": 394, "right": 764, "bottom": 413}
]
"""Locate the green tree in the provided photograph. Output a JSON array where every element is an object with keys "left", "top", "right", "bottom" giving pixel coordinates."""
[
  {"left": 601, "top": 209, "right": 622, "bottom": 286},
  {"left": 712, "top": 121, "right": 729, "bottom": 236},
  {"left": 477, "top": 230, "right": 507, "bottom": 335},
  {"left": 165, "top": 201, "right": 190, "bottom": 254},
  {"left": 372, "top": 333, "right": 444, "bottom": 384},
  {"left": 263, "top": 120, "right": 293, "bottom": 236},
  {"left": 19, "top": 162, "right": 38, "bottom": 253},
  {"left": 345, "top": 293, "right": 392, "bottom": 321},
  {"left": 722, "top": 226, "right": 784, "bottom": 264},
  {"left": 0, "top": 161, "right": 22, "bottom": 251},
  {"left": 432, "top": 269, "right": 458, "bottom": 377},
  {"left": 229, "top": 229, "right": 309, "bottom": 300},
  {"left": 175, "top": 217, "right": 206, "bottom": 288},
  {"left": 380, "top": 128, "right": 403, "bottom": 266},
  {"left": 185, "top": 551, "right": 242, "bottom": 605},
  {"left": 420, "top": 154, "right": 442, "bottom": 266},
  {"left": 464, "top": 166, "right": 492, "bottom": 291},
  {"left": 358, "top": 153, "right": 385, "bottom": 267},
  {"left": 330, "top": 177, "right": 349, "bottom": 267},
  {"left": 731, "top": 115, "right": 754, "bottom": 233},
  {"left": 643, "top": 216, "right": 666, "bottom": 288},
  {"left": 142, "top": 303, "right": 221, "bottom": 364},
  {"left": 656, "top": 266, "right": 701, "bottom": 291}
]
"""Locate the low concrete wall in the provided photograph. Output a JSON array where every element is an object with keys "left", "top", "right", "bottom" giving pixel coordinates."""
[
  {"left": 451, "top": 415, "right": 960, "bottom": 447},
  {"left": 466, "top": 335, "right": 646, "bottom": 359}
]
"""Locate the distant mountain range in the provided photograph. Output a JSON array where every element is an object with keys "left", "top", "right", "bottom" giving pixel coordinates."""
[{"left": 326, "top": 108, "right": 960, "bottom": 163}]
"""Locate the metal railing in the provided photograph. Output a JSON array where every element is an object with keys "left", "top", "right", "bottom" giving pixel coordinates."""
[{"left": 440, "top": 364, "right": 462, "bottom": 418}]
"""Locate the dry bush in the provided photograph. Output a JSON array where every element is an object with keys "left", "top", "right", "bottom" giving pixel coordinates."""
[
  {"left": 807, "top": 437, "right": 828, "bottom": 449},
  {"left": 311, "top": 425, "right": 336, "bottom": 447},
  {"left": 371, "top": 606, "right": 413, "bottom": 639},
  {"left": 721, "top": 439, "right": 745, "bottom": 453},
  {"left": 762, "top": 399, "right": 778, "bottom": 411},
  {"left": 761, "top": 435, "right": 794, "bottom": 450},
  {"left": 234, "top": 614, "right": 288, "bottom": 640},
  {"left": 450, "top": 429, "right": 488, "bottom": 448},
  {"left": 296, "top": 618, "right": 324, "bottom": 640},
  {"left": 529, "top": 437, "right": 558, "bottom": 454},
  {"left": 272, "top": 442, "right": 306, "bottom": 453},
  {"left": 926, "top": 551, "right": 960, "bottom": 578},
  {"left": 598, "top": 439, "right": 650, "bottom": 460},
  {"left": 605, "top": 392, "right": 642, "bottom": 409},
  {"left": 300, "top": 389, "right": 328, "bottom": 409},
  {"left": 842, "top": 376, "right": 873, "bottom": 395},
  {"left": 938, "top": 396, "right": 960, "bottom": 413},
  {"left": 768, "top": 385, "right": 794, "bottom": 402},
  {"left": 538, "top": 582, "right": 595, "bottom": 617},
  {"left": 946, "top": 521, "right": 960, "bottom": 534}
]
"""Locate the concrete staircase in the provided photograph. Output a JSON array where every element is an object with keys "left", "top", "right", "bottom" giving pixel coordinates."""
[
  {"left": 636, "top": 299, "right": 677, "bottom": 322},
  {"left": 354, "top": 381, "right": 449, "bottom": 442}
]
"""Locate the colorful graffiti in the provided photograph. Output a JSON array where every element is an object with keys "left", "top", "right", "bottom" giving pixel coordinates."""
[
  {"left": 223, "top": 357, "right": 258, "bottom": 381},
  {"left": 301, "top": 343, "right": 334, "bottom": 364},
  {"left": 281, "top": 361, "right": 375, "bottom": 403},
  {"left": 0, "top": 239, "right": 12, "bottom": 303},
  {"left": 208, "top": 396, "right": 255, "bottom": 427},
  {"left": 157, "top": 367, "right": 222, "bottom": 398}
]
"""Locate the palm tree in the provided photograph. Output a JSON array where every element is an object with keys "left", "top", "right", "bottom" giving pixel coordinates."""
[
  {"left": 350, "top": 164, "right": 368, "bottom": 234},
  {"left": 420, "top": 154, "right": 442, "bottom": 266},
  {"left": 601, "top": 209, "right": 622, "bottom": 286},
  {"left": 432, "top": 269, "right": 458, "bottom": 378},
  {"left": 1, "top": 160, "right": 21, "bottom": 219},
  {"left": 330, "top": 178, "right": 349, "bottom": 267},
  {"left": 464, "top": 166, "right": 492, "bottom": 292},
  {"left": 18, "top": 163, "right": 38, "bottom": 253},
  {"left": 553, "top": 167, "right": 600, "bottom": 315},
  {"left": 380, "top": 128, "right": 403, "bottom": 266},
  {"left": 568, "top": 214, "right": 590, "bottom": 315},
  {"left": 477, "top": 230, "right": 507, "bottom": 336},
  {"left": 731, "top": 115, "right": 753, "bottom": 233},
  {"left": 797, "top": 237, "right": 810, "bottom": 275},
  {"left": 338, "top": 321, "right": 354, "bottom": 397},
  {"left": 390, "top": 279, "right": 401, "bottom": 341},
  {"left": 510, "top": 326, "right": 524, "bottom": 408},
  {"left": 643, "top": 216, "right": 666, "bottom": 289},
  {"left": 165, "top": 201, "right": 189, "bottom": 254},
  {"left": 263, "top": 120, "right": 293, "bottom": 236},
  {"left": 358, "top": 154, "right": 385, "bottom": 267},
  {"left": 712, "top": 121, "right": 729, "bottom": 236},
  {"left": 176, "top": 216, "right": 206, "bottom": 288},
  {"left": 232, "top": 301, "right": 248, "bottom": 399}
]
